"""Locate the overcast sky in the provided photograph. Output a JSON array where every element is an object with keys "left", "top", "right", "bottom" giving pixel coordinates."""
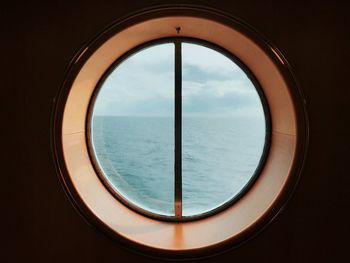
[{"left": 93, "top": 42, "right": 264, "bottom": 118}]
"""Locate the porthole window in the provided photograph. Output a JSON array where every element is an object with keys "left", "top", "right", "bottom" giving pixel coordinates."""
[
  {"left": 88, "top": 39, "right": 269, "bottom": 220},
  {"left": 52, "top": 6, "right": 308, "bottom": 259}
]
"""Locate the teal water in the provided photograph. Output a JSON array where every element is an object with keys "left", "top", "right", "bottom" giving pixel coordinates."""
[{"left": 91, "top": 116, "right": 266, "bottom": 217}]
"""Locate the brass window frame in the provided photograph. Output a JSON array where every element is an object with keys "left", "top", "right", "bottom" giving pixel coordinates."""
[{"left": 51, "top": 5, "right": 308, "bottom": 259}]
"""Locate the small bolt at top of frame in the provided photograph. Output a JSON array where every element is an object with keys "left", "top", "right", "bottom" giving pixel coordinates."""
[{"left": 176, "top": 27, "right": 181, "bottom": 34}]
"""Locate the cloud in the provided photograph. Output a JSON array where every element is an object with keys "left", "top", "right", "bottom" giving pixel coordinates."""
[
  {"left": 93, "top": 43, "right": 174, "bottom": 116},
  {"left": 93, "top": 42, "right": 264, "bottom": 118}
]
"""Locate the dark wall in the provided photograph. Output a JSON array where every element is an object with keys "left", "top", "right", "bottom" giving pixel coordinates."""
[{"left": 2, "top": 0, "right": 350, "bottom": 262}]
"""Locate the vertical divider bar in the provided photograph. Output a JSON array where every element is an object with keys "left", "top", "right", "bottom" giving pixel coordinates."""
[{"left": 174, "top": 40, "right": 182, "bottom": 219}]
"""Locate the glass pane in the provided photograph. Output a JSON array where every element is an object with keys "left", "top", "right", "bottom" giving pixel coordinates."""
[
  {"left": 182, "top": 43, "right": 266, "bottom": 217},
  {"left": 90, "top": 44, "right": 175, "bottom": 216}
]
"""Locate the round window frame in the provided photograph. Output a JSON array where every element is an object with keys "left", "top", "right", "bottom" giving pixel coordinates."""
[
  {"left": 51, "top": 5, "right": 309, "bottom": 260},
  {"left": 86, "top": 37, "right": 272, "bottom": 222}
]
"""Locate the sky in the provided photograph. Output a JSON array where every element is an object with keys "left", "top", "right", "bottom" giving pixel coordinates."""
[{"left": 93, "top": 42, "right": 265, "bottom": 118}]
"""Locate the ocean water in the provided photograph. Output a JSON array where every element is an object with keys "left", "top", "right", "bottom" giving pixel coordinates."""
[{"left": 91, "top": 116, "right": 266, "bottom": 217}]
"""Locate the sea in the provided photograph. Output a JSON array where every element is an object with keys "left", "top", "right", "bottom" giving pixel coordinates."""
[{"left": 91, "top": 116, "right": 265, "bottom": 217}]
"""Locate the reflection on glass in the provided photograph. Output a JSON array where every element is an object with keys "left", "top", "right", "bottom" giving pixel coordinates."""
[
  {"left": 91, "top": 44, "right": 175, "bottom": 216},
  {"left": 182, "top": 43, "right": 266, "bottom": 217}
]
